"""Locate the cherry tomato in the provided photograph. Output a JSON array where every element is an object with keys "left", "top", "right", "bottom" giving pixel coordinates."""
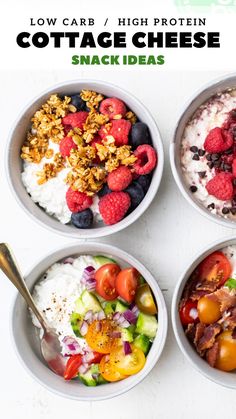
[
  {"left": 215, "top": 331, "right": 236, "bottom": 371},
  {"left": 198, "top": 251, "right": 232, "bottom": 286},
  {"left": 109, "top": 345, "right": 146, "bottom": 376},
  {"left": 197, "top": 296, "right": 221, "bottom": 324},
  {"left": 95, "top": 263, "right": 120, "bottom": 301},
  {"left": 64, "top": 354, "right": 82, "bottom": 380},
  {"left": 85, "top": 319, "right": 119, "bottom": 354},
  {"left": 89, "top": 352, "right": 104, "bottom": 364},
  {"left": 99, "top": 355, "right": 127, "bottom": 382},
  {"left": 115, "top": 268, "right": 139, "bottom": 303},
  {"left": 135, "top": 283, "right": 157, "bottom": 315},
  {"left": 179, "top": 300, "right": 198, "bottom": 326}
]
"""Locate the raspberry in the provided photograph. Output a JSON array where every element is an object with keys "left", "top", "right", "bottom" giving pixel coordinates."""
[
  {"left": 99, "top": 192, "right": 131, "bottom": 225},
  {"left": 204, "top": 127, "right": 233, "bottom": 153},
  {"left": 59, "top": 136, "right": 77, "bottom": 157},
  {"left": 100, "top": 97, "right": 126, "bottom": 120},
  {"left": 99, "top": 119, "right": 131, "bottom": 146},
  {"left": 62, "top": 111, "right": 88, "bottom": 129},
  {"left": 206, "top": 173, "right": 233, "bottom": 201},
  {"left": 233, "top": 159, "right": 236, "bottom": 177},
  {"left": 134, "top": 144, "right": 157, "bottom": 175},
  {"left": 107, "top": 166, "right": 132, "bottom": 191},
  {"left": 66, "top": 188, "right": 93, "bottom": 213}
]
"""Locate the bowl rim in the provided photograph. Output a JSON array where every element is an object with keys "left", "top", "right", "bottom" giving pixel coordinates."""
[
  {"left": 171, "top": 235, "right": 236, "bottom": 389},
  {"left": 169, "top": 72, "right": 236, "bottom": 229},
  {"left": 10, "top": 241, "right": 168, "bottom": 401},
  {"left": 5, "top": 78, "right": 164, "bottom": 239}
]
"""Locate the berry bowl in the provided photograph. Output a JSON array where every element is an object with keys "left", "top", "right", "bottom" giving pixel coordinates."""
[
  {"left": 172, "top": 236, "right": 236, "bottom": 389},
  {"left": 6, "top": 80, "right": 164, "bottom": 238},
  {"left": 170, "top": 73, "right": 236, "bottom": 228},
  {"left": 11, "top": 242, "right": 168, "bottom": 401}
]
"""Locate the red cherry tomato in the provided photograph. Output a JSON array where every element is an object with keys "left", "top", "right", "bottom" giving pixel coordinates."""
[
  {"left": 64, "top": 354, "right": 82, "bottom": 380},
  {"left": 95, "top": 263, "right": 120, "bottom": 301},
  {"left": 115, "top": 268, "right": 139, "bottom": 303},
  {"left": 198, "top": 251, "right": 231, "bottom": 286},
  {"left": 179, "top": 300, "right": 199, "bottom": 326},
  {"left": 89, "top": 351, "right": 104, "bottom": 364}
]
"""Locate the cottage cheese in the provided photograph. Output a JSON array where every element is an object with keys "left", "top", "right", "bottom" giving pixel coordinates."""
[{"left": 181, "top": 89, "right": 236, "bottom": 220}]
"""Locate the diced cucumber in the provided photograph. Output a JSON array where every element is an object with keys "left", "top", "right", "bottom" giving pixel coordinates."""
[
  {"left": 79, "top": 368, "right": 97, "bottom": 386},
  {"left": 70, "top": 312, "right": 82, "bottom": 337},
  {"left": 74, "top": 297, "right": 86, "bottom": 315},
  {"left": 90, "top": 364, "right": 108, "bottom": 385},
  {"left": 94, "top": 255, "right": 117, "bottom": 265},
  {"left": 133, "top": 334, "right": 151, "bottom": 355},
  {"left": 121, "top": 328, "right": 133, "bottom": 342},
  {"left": 135, "top": 313, "right": 158, "bottom": 339},
  {"left": 116, "top": 300, "right": 128, "bottom": 313},
  {"left": 103, "top": 300, "right": 118, "bottom": 315},
  {"left": 75, "top": 290, "right": 102, "bottom": 315}
]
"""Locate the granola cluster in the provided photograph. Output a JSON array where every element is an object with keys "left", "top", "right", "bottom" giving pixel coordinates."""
[{"left": 21, "top": 91, "right": 137, "bottom": 195}]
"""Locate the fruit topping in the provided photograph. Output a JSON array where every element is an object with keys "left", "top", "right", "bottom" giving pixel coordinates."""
[
  {"left": 204, "top": 127, "right": 233, "bottom": 153},
  {"left": 100, "top": 97, "right": 126, "bottom": 120},
  {"left": 134, "top": 144, "right": 157, "bottom": 175},
  {"left": 99, "top": 119, "right": 131, "bottom": 146},
  {"left": 70, "top": 95, "right": 89, "bottom": 111},
  {"left": 107, "top": 166, "right": 132, "bottom": 191},
  {"left": 62, "top": 111, "right": 88, "bottom": 129},
  {"left": 71, "top": 209, "right": 93, "bottom": 229},
  {"left": 130, "top": 122, "right": 152, "bottom": 149},
  {"left": 125, "top": 182, "right": 145, "bottom": 210},
  {"left": 66, "top": 188, "right": 93, "bottom": 212},
  {"left": 99, "top": 191, "right": 131, "bottom": 225},
  {"left": 206, "top": 172, "right": 233, "bottom": 201},
  {"left": 59, "top": 136, "right": 77, "bottom": 157}
]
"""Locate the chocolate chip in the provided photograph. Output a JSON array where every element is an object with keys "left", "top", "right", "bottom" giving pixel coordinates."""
[
  {"left": 190, "top": 146, "right": 198, "bottom": 153},
  {"left": 198, "top": 149, "right": 205, "bottom": 157},
  {"left": 208, "top": 203, "right": 215, "bottom": 210},
  {"left": 225, "top": 148, "right": 233, "bottom": 155},
  {"left": 231, "top": 208, "right": 236, "bottom": 215},
  {"left": 206, "top": 154, "right": 212, "bottom": 161},
  {"left": 222, "top": 207, "right": 230, "bottom": 214},
  {"left": 192, "top": 154, "right": 200, "bottom": 161},
  {"left": 213, "top": 161, "right": 221, "bottom": 168},
  {"left": 190, "top": 185, "right": 197, "bottom": 193},
  {"left": 198, "top": 171, "right": 206, "bottom": 178},
  {"left": 211, "top": 153, "right": 220, "bottom": 161},
  {"left": 207, "top": 162, "right": 214, "bottom": 169}
]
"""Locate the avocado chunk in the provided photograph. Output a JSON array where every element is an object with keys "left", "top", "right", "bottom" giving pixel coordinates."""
[
  {"left": 75, "top": 290, "right": 102, "bottom": 315},
  {"left": 94, "top": 255, "right": 117, "bottom": 265},
  {"left": 121, "top": 327, "right": 134, "bottom": 342},
  {"left": 135, "top": 312, "right": 158, "bottom": 339},
  {"left": 70, "top": 312, "right": 82, "bottom": 337},
  {"left": 115, "top": 300, "right": 128, "bottom": 313},
  {"left": 133, "top": 334, "right": 151, "bottom": 355},
  {"left": 79, "top": 368, "right": 97, "bottom": 386}
]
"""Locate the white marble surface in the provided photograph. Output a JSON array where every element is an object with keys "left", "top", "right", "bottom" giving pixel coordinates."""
[{"left": 1, "top": 69, "right": 236, "bottom": 418}]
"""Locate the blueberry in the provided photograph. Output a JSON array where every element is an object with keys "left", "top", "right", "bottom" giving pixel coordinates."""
[
  {"left": 70, "top": 94, "right": 89, "bottom": 111},
  {"left": 97, "top": 184, "right": 112, "bottom": 197},
  {"left": 130, "top": 122, "right": 152, "bottom": 149},
  {"left": 136, "top": 174, "right": 152, "bottom": 193},
  {"left": 125, "top": 181, "right": 145, "bottom": 211},
  {"left": 71, "top": 209, "right": 93, "bottom": 229}
]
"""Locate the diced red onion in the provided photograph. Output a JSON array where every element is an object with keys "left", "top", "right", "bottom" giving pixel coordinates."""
[
  {"left": 78, "top": 364, "right": 89, "bottom": 374},
  {"left": 80, "top": 321, "right": 89, "bottom": 336},
  {"left": 119, "top": 319, "right": 130, "bottom": 328},
  {"left": 95, "top": 321, "right": 102, "bottom": 332},
  {"left": 97, "top": 310, "right": 106, "bottom": 320},
  {"left": 113, "top": 312, "right": 121, "bottom": 321},
  {"left": 84, "top": 266, "right": 95, "bottom": 273},
  {"left": 81, "top": 266, "right": 96, "bottom": 291},
  {"left": 131, "top": 305, "right": 140, "bottom": 315},
  {"left": 92, "top": 373, "right": 100, "bottom": 380},
  {"left": 123, "top": 309, "right": 137, "bottom": 324},
  {"left": 63, "top": 257, "right": 75, "bottom": 264},
  {"left": 84, "top": 310, "right": 94, "bottom": 323},
  {"left": 62, "top": 336, "right": 82, "bottom": 355},
  {"left": 123, "top": 341, "right": 132, "bottom": 355},
  {"left": 113, "top": 312, "right": 130, "bottom": 328},
  {"left": 82, "top": 351, "right": 95, "bottom": 364},
  {"left": 189, "top": 308, "right": 198, "bottom": 320}
]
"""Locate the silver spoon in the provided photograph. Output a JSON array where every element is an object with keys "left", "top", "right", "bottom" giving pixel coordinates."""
[{"left": 0, "top": 243, "right": 66, "bottom": 376}]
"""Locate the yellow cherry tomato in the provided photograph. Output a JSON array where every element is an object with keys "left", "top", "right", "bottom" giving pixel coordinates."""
[
  {"left": 135, "top": 284, "right": 158, "bottom": 315},
  {"left": 85, "top": 320, "right": 118, "bottom": 354},
  {"left": 99, "top": 355, "right": 127, "bottom": 382},
  {"left": 215, "top": 331, "right": 236, "bottom": 372},
  {"left": 109, "top": 345, "right": 146, "bottom": 376},
  {"left": 197, "top": 296, "right": 221, "bottom": 324}
]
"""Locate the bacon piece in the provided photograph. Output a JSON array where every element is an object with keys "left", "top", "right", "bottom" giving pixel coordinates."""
[
  {"left": 194, "top": 322, "right": 206, "bottom": 346},
  {"left": 196, "top": 323, "right": 221, "bottom": 353},
  {"left": 225, "top": 307, "right": 236, "bottom": 329},
  {"left": 185, "top": 323, "right": 196, "bottom": 343},
  {"left": 196, "top": 280, "right": 219, "bottom": 293},
  {"left": 190, "top": 290, "right": 209, "bottom": 301},
  {"left": 206, "top": 342, "right": 219, "bottom": 367},
  {"left": 211, "top": 288, "right": 236, "bottom": 313}
]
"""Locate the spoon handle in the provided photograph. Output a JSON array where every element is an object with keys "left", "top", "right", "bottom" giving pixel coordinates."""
[{"left": 0, "top": 243, "right": 46, "bottom": 328}]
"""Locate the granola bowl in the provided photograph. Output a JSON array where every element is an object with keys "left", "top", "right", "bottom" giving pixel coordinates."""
[
  {"left": 11, "top": 242, "right": 168, "bottom": 400},
  {"left": 172, "top": 236, "right": 236, "bottom": 389},
  {"left": 6, "top": 80, "right": 163, "bottom": 238},
  {"left": 170, "top": 73, "right": 236, "bottom": 229}
]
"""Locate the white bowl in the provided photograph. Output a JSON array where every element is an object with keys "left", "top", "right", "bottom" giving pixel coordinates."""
[
  {"left": 170, "top": 73, "right": 236, "bottom": 229},
  {"left": 172, "top": 236, "right": 236, "bottom": 389},
  {"left": 11, "top": 242, "right": 168, "bottom": 401},
  {"left": 6, "top": 80, "right": 164, "bottom": 239}
]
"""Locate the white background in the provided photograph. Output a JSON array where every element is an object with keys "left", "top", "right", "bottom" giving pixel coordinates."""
[{"left": 1, "top": 0, "right": 236, "bottom": 418}]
